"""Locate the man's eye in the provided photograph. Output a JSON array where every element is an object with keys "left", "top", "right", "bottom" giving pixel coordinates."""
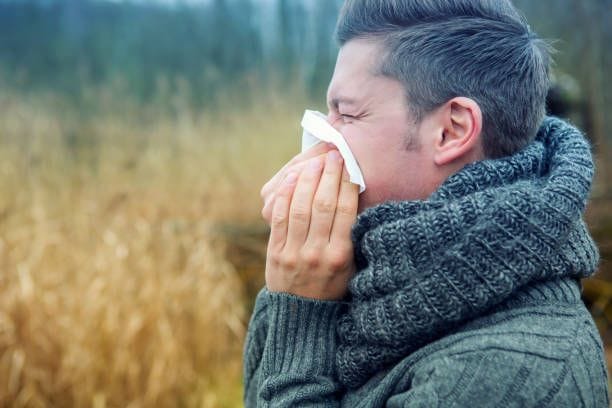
[{"left": 341, "top": 114, "right": 356, "bottom": 121}]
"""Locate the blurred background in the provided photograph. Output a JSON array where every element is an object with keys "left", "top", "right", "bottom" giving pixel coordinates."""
[{"left": 0, "top": 0, "right": 609, "bottom": 406}]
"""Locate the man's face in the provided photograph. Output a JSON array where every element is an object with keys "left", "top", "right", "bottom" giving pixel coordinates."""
[{"left": 326, "top": 39, "right": 442, "bottom": 212}]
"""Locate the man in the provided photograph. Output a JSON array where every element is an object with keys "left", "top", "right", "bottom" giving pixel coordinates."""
[{"left": 244, "top": 0, "right": 609, "bottom": 406}]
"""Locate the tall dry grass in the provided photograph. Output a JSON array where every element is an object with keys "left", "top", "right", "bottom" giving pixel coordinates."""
[{"left": 0, "top": 88, "right": 307, "bottom": 407}]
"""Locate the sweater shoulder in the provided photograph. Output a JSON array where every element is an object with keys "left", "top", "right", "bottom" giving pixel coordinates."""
[
  {"left": 443, "top": 301, "right": 592, "bottom": 357},
  {"left": 380, "top": 301, "right": 609, "bottom": 407}
]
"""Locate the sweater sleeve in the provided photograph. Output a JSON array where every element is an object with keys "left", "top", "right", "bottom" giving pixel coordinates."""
[{"left": 243, "top": 288, "right": 345, "bottom": 407}]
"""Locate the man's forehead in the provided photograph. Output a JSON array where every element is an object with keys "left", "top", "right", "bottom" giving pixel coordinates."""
[
  {"left": 327, "top": 39, "right": 384, "bottom": 105},
  {"left": 326, "top": 73, "right": 366, "bottom": 106},
  {"left": 335, "top": 44, "right": 380, "bottom": 77},
  {"left": 326, "top": 67, "right": 378, "bottom": 107}
]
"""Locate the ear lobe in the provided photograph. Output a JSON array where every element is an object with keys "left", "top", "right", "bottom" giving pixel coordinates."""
[{"left": 434, "top": 97, "right": 483, "bottom": 166}]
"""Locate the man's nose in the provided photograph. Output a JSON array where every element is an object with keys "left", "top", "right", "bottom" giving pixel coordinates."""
[{"left": 326, "top": 112, "right": 341, "bottom": 133}]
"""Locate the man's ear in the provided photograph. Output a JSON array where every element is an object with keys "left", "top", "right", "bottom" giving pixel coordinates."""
[{"left": 433, "top": 97, "right": 483, "bottom": 166}]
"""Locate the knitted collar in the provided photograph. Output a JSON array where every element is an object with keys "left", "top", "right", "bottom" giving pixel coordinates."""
[{"left": 336, "top": 117, "right": 599, "bottom": 389}]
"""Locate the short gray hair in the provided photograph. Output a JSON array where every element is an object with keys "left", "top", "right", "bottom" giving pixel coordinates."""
[{"left": 336, "top": 0, "right": 552, "bottom": 158}]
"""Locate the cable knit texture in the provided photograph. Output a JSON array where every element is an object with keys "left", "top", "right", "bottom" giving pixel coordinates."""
[
  {"left": 336, "top": 117, "right": 599, "bottom": 388},
  {"left": 243, "top": 117, "right": 609, "bottom": 407}
]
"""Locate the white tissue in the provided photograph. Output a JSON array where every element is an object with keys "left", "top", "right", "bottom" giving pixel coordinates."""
[{"left": 301, "top": 110, "right": 366, "bottom": 193}]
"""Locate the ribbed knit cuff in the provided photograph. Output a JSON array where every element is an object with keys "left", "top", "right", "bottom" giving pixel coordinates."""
[{"left": 262, "top": 291, "right": 342, "bottom": 378}]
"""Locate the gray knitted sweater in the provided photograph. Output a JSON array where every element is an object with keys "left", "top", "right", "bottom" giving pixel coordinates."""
[{"left": 243, "top": 118, "right": 609, "bottom": 407}]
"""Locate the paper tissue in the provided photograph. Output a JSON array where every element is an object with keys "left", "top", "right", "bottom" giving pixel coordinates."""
[{"left": 300, "top": 110, "right": 366, "bottom": 193}]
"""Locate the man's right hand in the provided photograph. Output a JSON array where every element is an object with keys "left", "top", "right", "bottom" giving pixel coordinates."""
[{"left": 261, "top": 142, "right": 335, "bottom": 224}]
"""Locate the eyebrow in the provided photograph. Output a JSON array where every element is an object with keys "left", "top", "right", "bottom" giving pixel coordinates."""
[{"left": 329, "top": 97, "right": 358, "bottom": 110}]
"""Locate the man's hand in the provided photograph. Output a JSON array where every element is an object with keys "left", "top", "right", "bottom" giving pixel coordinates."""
[
  {"left": 264, "top": 150, "right": 359, "bottom": 300},
  {"left": 261, "top": 142, "right": 336, "bottom": 224}
]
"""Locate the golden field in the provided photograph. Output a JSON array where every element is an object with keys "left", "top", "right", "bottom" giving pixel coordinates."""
[
  {"left": 0, "top": 88, "right": 308, "bottom": 407},
  {"left": 0, "top": 88, "right": 610, "bottom": 407}
]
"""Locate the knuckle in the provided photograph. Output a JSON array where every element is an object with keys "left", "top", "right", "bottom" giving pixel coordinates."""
[
  {"left": 328, "top": 254, "right": 348, "bottom": 270},
  {"left": 280, "top": 253, "right": 297, "bottom": 269},
  {"left": 336, "top": 202, "right": 357, "bottom": 216},
  {"left": 313, "top": 198, "right": 335, "bottom": 214},
  {"left": 269, "top": 251, "right": 282, "bottom": 266},
  {"left": 261, "top": 206, "right": 271, "bottom": 223},
  {"left": 342, "top": 178, "right": 357, "bottom": 190},
  {"left": 291, "top": 206, "right": 310, "bottom": 222},
  {"left": 271, "top": 211, "right": 287, "bottom": 228},
  {"left": 260, "top": 182, "right": 271, "bottom": 199},
  {"left": 300, "top": 248, "right": 321, "bottom": 269},
  {"left": 327, "top": 247, "right": 352, "bottom": 269}
]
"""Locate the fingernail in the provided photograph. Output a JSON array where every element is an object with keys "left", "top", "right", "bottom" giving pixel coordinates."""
[
  {"left": 328, "top": 150, "right": 342, "bottom": 163},
  {"left": 285, "top": 172, "right": 298, "bottom": 184}
]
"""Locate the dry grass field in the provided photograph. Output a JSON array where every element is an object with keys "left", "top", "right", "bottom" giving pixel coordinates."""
[
  {"left": 0, "top": 88, "right": 610, "bottom": 406},
  {"left": 0, "top": 89, "right": 305, "bottom": 407}
]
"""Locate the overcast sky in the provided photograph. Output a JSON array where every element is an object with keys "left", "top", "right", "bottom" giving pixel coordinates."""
[
  {"left": 106, "top": 0, "right": 210, "bottom": 4},
  {"left": 105, "top": 0, "right": 276, "bottom": 4},
  {"left": 105, "top": 0, "right": 279, "bottom": 5}
]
